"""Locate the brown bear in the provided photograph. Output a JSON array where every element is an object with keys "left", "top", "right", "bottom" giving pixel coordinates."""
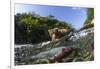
[{"left": 48, "top": 28, "right": 68, "bottom": 41}]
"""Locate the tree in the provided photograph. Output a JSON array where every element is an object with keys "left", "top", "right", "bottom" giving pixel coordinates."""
[
  {"left": 79, "top": 8, "right": 94, "bottom": 31},
  {"left": 84, "top": 8, "right": 94, "bottom": 25}
]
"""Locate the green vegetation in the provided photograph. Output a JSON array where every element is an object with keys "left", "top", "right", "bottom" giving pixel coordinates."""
[
  {"left": 84, "top": 8, "right": 94, "bottom": 25},
  {"left": 79, "top": 8, "right": 94, "bottom": 31},
  {"left": 15, "top": 12, "right": 74, "bottom": 44}
]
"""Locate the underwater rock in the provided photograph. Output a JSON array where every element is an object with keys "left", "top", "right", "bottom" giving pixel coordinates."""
[{"left": 31, "top": 47, "right": 66, "bottom": 59}]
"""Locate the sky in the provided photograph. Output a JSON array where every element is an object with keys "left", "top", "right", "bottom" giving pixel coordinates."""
[{"left": 15, "top": 3, "right": 88, "bottom": 30}]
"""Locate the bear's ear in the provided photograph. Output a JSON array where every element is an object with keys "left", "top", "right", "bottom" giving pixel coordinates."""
[
  {"left": 48, "top": 29, "right": 52, "bottom": 32},
  {"left": 48, "top": 29, "right": 51, "bottom": 32}
]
